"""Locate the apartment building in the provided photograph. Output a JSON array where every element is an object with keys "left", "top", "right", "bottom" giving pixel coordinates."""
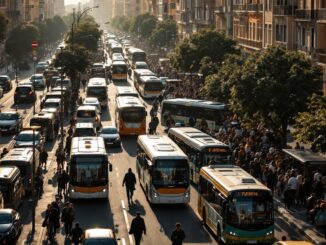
[
  {"left": 0, "top": 0, "right": 23, "bottom": 27},
  {"left": 124, "top": 0, "right": 142, "bottom": 17},
  {"left": 192, "top": 0, "right": 215, "bottom": 32},
  {"left": 214, "top": 0, "right": 233, "bottom": 35},
  {"left": 176, "top": 0, "right": 193, "bottom": 38}
]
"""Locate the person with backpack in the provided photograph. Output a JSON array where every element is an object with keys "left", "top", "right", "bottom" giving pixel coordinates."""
[{"left": 61, "top": 202, "right": 75, "bottom": 238}]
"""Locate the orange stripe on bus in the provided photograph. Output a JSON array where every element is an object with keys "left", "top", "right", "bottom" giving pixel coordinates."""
[
  {"left": 74, "top": 186, "right": 106, "bottom": 193},
  {"left": 156, "top": 188, "right": 187, "bottom": 194}
]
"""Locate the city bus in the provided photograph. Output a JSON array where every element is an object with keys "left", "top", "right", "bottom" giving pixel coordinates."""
[
  {"left": 68, "top": 137, "right": 112, "bottom": 199},
  {"left": 111, "top": 61, "right": 128, "bottom": 82},
  {"left": 90, "top": 63, "right": 106, "bottom": 79},
  {"left": 132, "top": 69, "right": 156, "bottom": 90},
  {"left": 138, "top": 76, "right": 163, "bottom": 99},
  {"left": 115, "top": 96, "right": 146, "bottom": 135},
  {"left": 136, "top": 135, "right": 190, "bottom": 204},
  {"left": 110, "top": 43, "right": 123, "bottom": 58},
  {"left": 198, "top": 165, "right": 274, "bottom": 244},
  {"left": 161, "top": 98, "right": 229, "bottom": 131},
  {"left": 168, "top": 127, "right": 233, "bottom": 184},
  {"left": 86, "top": 78, "right": 108, "bottom": 108},
  {"left": 127, "top": 48, "right": 146, "bottom": 68}
]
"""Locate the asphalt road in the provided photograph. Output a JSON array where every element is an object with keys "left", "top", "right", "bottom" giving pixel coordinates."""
[{"left": 0, "top": 63, "right": 307, "bottom": 245}]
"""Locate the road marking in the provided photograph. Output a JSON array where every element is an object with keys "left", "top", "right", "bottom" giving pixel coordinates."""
[
  {"left": 121, "top": 238, "right": 126, "bottom": 245},
  {"left": 121, "top": 200, "right": 134, "bottom": 245}
]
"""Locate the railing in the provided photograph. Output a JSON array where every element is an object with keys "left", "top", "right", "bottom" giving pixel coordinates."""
[
  {"left": 236, "top": 37, "right": 262, "bottom": 49},
  {"left": 273, "top": 5, "right": 297, "bottom": 16},
  {"left": 295, "top": 9, "right": 317, "bottom": 20},
  {"left": 317, "top": 9, "right": 326, "bottom": 20},
  {"left": 233, "top": 4, "right": 263, "bottom": 12},
  {"left": 176, "top": 12, "right": 190, "bottom": 23},
  {"left": 214, "top": 6, "right": 226, "bottom": 13}
]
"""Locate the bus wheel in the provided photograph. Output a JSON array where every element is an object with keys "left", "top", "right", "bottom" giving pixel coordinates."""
[{"left": 217, "top": 224, "right": 223, "bottom": 244}]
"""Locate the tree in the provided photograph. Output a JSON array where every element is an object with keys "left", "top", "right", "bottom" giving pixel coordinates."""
[
  {"left": 171, "top": 29, "right": 237, "bottom": 72},
  {"left": 5, "top": 24, "right": 39, "bottom": 61},
  {"left": 229, "top": 46, "right": 322, "bottom": 145},
  {"left": 139, "top": 17, "right": 157, "bottom": 38},
  {"left": 293, "top": 94, "right": 326, "bottom": 153},
  {"left": 0, "top": 12, "right": 9, "bottom": 42},
  {"left": 149, "top": 19, "right": 177, "bottom": 48},
  {"left": 129, "top": 13, "right": 154, "bottom": 34},
  {"left": 52, "top": 15, "right": 67, "bottom": 38}
]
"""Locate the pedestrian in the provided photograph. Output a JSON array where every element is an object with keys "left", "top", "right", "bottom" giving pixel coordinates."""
[
  {"left": 148, "top": 120, "right": 154, "bottom": 135},
  {"left": 71, "top": 222, "right": 84, "bottom": 245},
  {"left": 65, "top": 134, "right": 72, "bottom": 156},
  {"left": 43, "top": 203, "right": 59, "bottom": 241},
  {"left": 39, "top": 148, "right": 48, "bottom": 169},
  {"left": 171, "top": 223, "right": 185, "bottom": 245},
  {"left": 56, "top": 144, "right": 65, "bottom": 171},
  {"left": 51, "top": 201, "right": 61, "bottom": 233},
  {"left": 122, "top": 168, "right": 136, "bottom": 203},
  {"left": 61, "top": 202, "right": 75, "bottom": 238},
  {"left": 152, "top": 116, "right": 159, "bottom": 135},
  {"left": 61, "top": 170, "right": 70, "bottom": 194},
  {"left": 129, "top": 212, "right": 146, "bottom": 245},
  {"left": 57, "top": 172, "right": 66, "bottom": 197}
]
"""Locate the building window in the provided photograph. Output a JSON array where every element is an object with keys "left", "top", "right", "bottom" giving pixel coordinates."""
[
  {"left": 276, "top": 24, "right": 287, "bottom": 42},
  {"left": 0, "top": 0, "right": 6, "bottom": 7},
  {"left": 302, "top": 27, "right": 306, "bottom": 46}
]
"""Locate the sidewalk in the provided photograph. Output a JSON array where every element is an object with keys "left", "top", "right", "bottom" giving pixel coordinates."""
[{"left": 274, "top": 197, "right": 326, "bottom": 244}]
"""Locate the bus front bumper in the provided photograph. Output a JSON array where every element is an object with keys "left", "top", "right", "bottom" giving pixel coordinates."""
[
  {"left": 69, "top": 186, "right": 108, "bottom": 199},
  {"left": 150, "top": 191, "right": 190, "bottom": 204}
]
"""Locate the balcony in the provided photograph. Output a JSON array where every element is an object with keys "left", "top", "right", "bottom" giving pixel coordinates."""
[
  {"left": 236, "top": 37, "right": 262, "bottom": 49},
  {"left": 214, "top": 6, "right": 226, "bottom": 14},
  {"left": 295, "top": 9, "right": 317, "bottom": 20},
  {"left": 315, "top": 49, "right": 326, "bottom": 64},
  {"left": 273, "top": 5, "right": 297, "bottom": 16},
  {"left": 233, "top": 4, "right": 263, "bottom": 12},
  {"left": 176, "top": 12, "right": 190, "bottom": 24},
  {"left": 317, "top": 9, "right": 326, "bottom": 21}
]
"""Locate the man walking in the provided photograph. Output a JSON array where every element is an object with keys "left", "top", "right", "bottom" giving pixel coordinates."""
[
  {"left": 129, "top": 212, "right": 146, "bottom": 245},
  {"left": 171, "top": 223, "right": 185, "bottom": 245},
  {"left": 39, "top": 148, "right": 48, "bottom": 169},
  {"left": 61, "top": 202, "right": 75, "bottom": 238},
  {"left": 71, "top": 222, "right": 84, "bottom": 245},
  {"left": 122, "top": 168, "right": 137, "bottom": 203}
]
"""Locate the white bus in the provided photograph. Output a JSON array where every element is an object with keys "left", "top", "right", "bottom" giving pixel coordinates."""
[
  {"left": 132, "top": 69, "right": 156, "bottom": 90},
  {"left": 127, "top": 48, "right": 146, "bottom": 68},
  {"left": 86, "top": 78, "right": 108, "bottom": 108},
  {"left": 138, "top": 76, "right": 163, "bottom": 99},
  {"left": 115, "top": 96, "right": 146, "bottom": 135},
  {"left": 168, "top": 127, "right": 233, "bottom": 184},
  {"left": 68, "top": 137, "right": 112, "bottom": 199},
  {"left": 198, "top": 165, "right": 274, "bottom": 244},
  {"left": 161, "top": 98, "right": 229, "bottom": 131},
  {"left": 136, "top": 135, "right": 190, "bottom": 204}
]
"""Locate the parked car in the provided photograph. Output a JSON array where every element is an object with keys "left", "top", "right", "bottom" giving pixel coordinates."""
[
  {"left": 14, "top": 85, "right": 36, "bottom": 104},
  {"left": 99, "top": 126, "right": 121, "bottom": 147},
  {"left": 13, "top": 130, "right": 45, "bottom": 150},
  {"left": 0, "top": 75, "right": 12, "bottom": 92},
  {"left": 0, "top": 209, "right": 22, "bottom": 243},
  {"left": 0, "top": 111, "right": 23, "bottom": 134},
  {"left": 29, "top": 74, "right": 46, "bottom": 89}
]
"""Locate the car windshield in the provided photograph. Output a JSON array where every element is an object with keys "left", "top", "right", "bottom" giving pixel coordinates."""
[
  {"left": 144, "top": 82, "right": 163, "bottom": 91},
  {"left": 84, "top": 238, "right": 117, "bottom": 245},
  {"left": 17, "top": 87, "right": 31, "bottom": 93},
  {"left": 74, "top": 128, "right": 96, "bottom": 137},
  {"left": 101, "top": 128, "right": 117, "bottom": 134},
  {"left": 0, "top": 213, "right": 12, "bottom": 224},
  {"left": 16, "top": 132, "right": 40, "bottom": 141},
  {"left": 44, "top": 102, "right": 59, "bottom": 108},
  {"left": 31, "top": 76, "right": 43, "bottom": 80},
  {"left": 77, "top": 110, "right": 96, "bottom": 118},
  {"left": 0, "top": 113, "right": 18, "bottom": 120},
  {"left": 0, "top": 77, "right": 8, "bottom": 83}
]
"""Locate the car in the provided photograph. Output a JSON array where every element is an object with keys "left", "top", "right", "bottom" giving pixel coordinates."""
[
  {"left": 0, "top": 75, "right": 12, "bottom": 92},
  {"left": 73, "top": 123, "right": 97, "bottom": 137},
  {"left": 76, "top": 105, "right": 101, "bottom": 130},
  {"left": 50, "top": 76, "right": 60, "bottom": 88},
  {"left": 13, "top": 130, "right": 45, "bottom": 150},
  {"left": 35, "top": 62, "right": 49, "bottom": 73},
  {"left": 0, "top": 111, "right": 23, "bottom": 134},
  {"left": 40, "top": 91, "right": 63, "bottom": 109},
  {"left": 0, "top": 209, "right": 22, "bottom": 244},
  {"left": 29, "top": 74, "right": 46, "bottom": 89},
  {"left": 42, "top": 98, "right": 62, "bottom": 119},
  {"left": 99, "top": 126, "right": 121, "bottom": 147},
  {"left": 54, "top": 78, "right": 72, "bottom": 91},
  {"left": 134, "top": 62, "right": 149, "bottom": 70},
  {"left": 83, "top": 97, "right": 102, "bottom": 114},
  {"left": 14, "top": 85, "right": 36, "bottom": 104},
  {"left": 83, "top": 228, "right": 119, "bottom": 245}
]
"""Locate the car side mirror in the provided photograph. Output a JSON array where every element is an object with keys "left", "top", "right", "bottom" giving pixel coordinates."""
[{"left": 109, "top": 164, "right": 112, "bottom": 172}]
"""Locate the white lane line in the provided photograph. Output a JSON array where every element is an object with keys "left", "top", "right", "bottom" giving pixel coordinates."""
[
  {"left": 115, "top": 167, "right": 119, "bottom": 177},
  {"left": 121, "top": 238, "right": 126, "bottom": 245},
  {"left": 121, "top": 200, "right": 134, "bottom": 245}
]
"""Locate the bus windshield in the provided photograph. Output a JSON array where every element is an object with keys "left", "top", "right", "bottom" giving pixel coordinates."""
[
  {"left": 112, "top": 65, "right": 127, "bottom": 74},
  {"left": 121, "top": 108, "right": 146, "bottom": 122},
  {"left": 70, "top": 156, "right": 108, "bottom": 187},
  {"left": 153, "top": 159, "right": 189, "bottom": 188},
  {"left": 144, "top": 82, "right": 163, "bottom": 91},
  {"left": 203, "top": 148, "right": 233, "bottom": 165},
  {"left": 87, "top": 87, "right": 107, "bottom": 99},
  {"left": 133, "top": 52, "right": 146, "bottom": 62},
  {"left": 227, "top": 192, "right": 273, "bottom": 229}
]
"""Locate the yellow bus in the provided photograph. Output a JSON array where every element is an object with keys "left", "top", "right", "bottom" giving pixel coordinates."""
[
  {"left": 138, "top": 76, "right": 163, "bottom": 99},
  {"left": 198, "top": 165, "right": 274, "bottom": 244},
  {"left": 115, "top": 96, "right": 146, "bottom": 135},
  {"left": 136, "top": 135, "right": 190, "bottom": 204},
  {"left": 68, "top": 137, "right": 112, "bottom": 199},
  {"left": 111, "top": 61, "right": 128, "bottom": 82}
]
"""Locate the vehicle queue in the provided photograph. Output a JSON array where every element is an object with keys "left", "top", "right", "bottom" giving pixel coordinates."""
[{"left": 0, "top": 32, "right": 306, "bottom": 245}]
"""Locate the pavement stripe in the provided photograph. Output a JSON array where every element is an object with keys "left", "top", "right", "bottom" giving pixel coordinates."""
[
  {"left": 121, "top": 200, "right": 134, "bottom": 245},
  {"left": 121, "top": 238, "right": 126, "bottom": 245}
]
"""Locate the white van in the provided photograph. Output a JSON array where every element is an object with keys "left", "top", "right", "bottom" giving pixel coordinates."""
[{"left": 76, "top": 105, "right": 101, "bottom": 130}]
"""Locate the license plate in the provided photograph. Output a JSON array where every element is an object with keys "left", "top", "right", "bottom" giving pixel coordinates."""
[
  {"left": 247, "top": 240, "right": 257, "bottom": 244},
  {"left": 0, "top": 129, "right": 8, "bottom": 131},
  {"left": 21, "top": 95, "right": 26, "bottom": 97}
]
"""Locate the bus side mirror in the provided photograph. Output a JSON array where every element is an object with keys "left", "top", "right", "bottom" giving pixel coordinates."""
[{"left": 109, "top": 164, "right": 112, "bottom": 172}]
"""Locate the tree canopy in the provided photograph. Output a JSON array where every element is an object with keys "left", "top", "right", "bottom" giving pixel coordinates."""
[
  {"left": 139, "top": 16, "right": 157, "bottom": 38},
  {"left": 0, "top": 12, "right": 8, "bottom": 42},
  {"left": 149, "top": 19, "right": 177, "bottom": 48},
  {"left": 171, "top": 29, "right": 237, "bottom": 72},
  {"left": 293, "top": 94, "right": 326, "bottom": 153}
]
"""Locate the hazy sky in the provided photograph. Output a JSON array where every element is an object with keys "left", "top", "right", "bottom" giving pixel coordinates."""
[{"left": 65, "top": 0, "right": 88, "bottom": 5}]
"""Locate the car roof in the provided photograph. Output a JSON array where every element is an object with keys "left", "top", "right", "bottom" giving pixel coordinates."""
[
  {"left": 84, "top": 228, "right": 115, "bottom": 239},
  {"left": 17, "top": 84, "right": 33, "bottom": 88},
  {"left": 77, "top": 105, "right": 97, "bottom": 110},
  {"left": 0, "top": 75, "right": 10, "bottom": 79},
  {"left": 32, "top": 73, "right": 44, "bottom": 76},
  {"left": 0, "top": 111, "right": 19, "bottom": 115},
  {"left": 0, "top": 209, "right": 14, "bottom": 214},
  {"left": 44, "top": 98, "right": 61, "bottom": 102},
  {"left": 84, "top": 97, "right": 100, "bottom": 102},
  {"left": 75, "top": 122, "right": 94, "bottom": 128}
]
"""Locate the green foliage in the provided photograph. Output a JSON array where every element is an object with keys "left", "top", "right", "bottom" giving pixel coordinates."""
[
  {"left": 0, "top": 12, "right": 9, "bottom": 42},
  {"left": 5, "top": 24, "right": 40, "bottom": 61},
  {"left": 228, "top": 46, "right": 322, "bottom": 145},
  {"left": 139, "top": 17, "right": 157, "bottom": 38},
  {"left": 149, "top": 19, "right": 177, "bottom": 48},
  {"left": 53, "top": 45, "right": 90, "bottom": 81},
  {"left": 171, "top": 29, "right": 237, "bottom": 72},
  {"left": 129, "top": 13, "right": 154, "bottom": 34},
  {"left": 293, "top": 94, "right": 326, "bottom": 153},
  {"left": 52, "top": 15, "right": 67, "bottom": 38},
  {"left": 110, "top": 16, "right": 131, "bottom": 32},
  {"left": 199, "top": 56, "right": 219, "bottom": 80}
]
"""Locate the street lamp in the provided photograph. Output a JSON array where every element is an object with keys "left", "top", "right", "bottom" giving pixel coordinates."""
[
  {"left": 59, "top": 45, "right": 64, "bottom": 144},
  {"left": 31, "top": 125, "right": 40, "bottom": 233},
  {"left": 32, "top": 56, "right": 37, "bottom": 115},
  {"left": 76, "top": 5, "right": 99, "bottom": 24}
]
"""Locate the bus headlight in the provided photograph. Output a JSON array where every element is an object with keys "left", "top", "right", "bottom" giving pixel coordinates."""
[
  {"left": 184, "top": 191, "right": 190, "bottom": 198},
  {"left": 102, "top": 188, "right": 107, "bottom": 192},
  {"left": 71, "top": 187, "right": 75, "bottom": 192},
  {"left": 229, "top": 231, "right": 238, "bottom": 237},
  {"left": 266, "top": 231, "right": 273, "bottom": 236},
  {"left": 152, "top": 189, "right": 158, "bottom": 198}
]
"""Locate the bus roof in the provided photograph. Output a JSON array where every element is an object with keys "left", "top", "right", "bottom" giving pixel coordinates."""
[
  {"left": 282, "top": 149, "right": 326, "bottom": 165},
  {"left": 139, "top": 76, "right": 161, "bottom": 82},
  {"left": 112, "top": 60, "right": 127, "bottom": 66},
  {"left": 137, "top": 135, "right": 188, "bottom": 161},
  {"left": 200, "top": 165, "right": 270, "bottom": 196},
  {"left": 133, "top": 69, "right": 156, "bottom": 76},
  {"left": 163, "top": 98, "right": 227, "bottom": 110},
  {"left": 71, "top": 137, "right": 106, "bottom": 155},
  {"left": 116, "top": 96, "right": 144, "bottom": 109},
  {"left": 88, "top": 78, "right": 106, "bottom": 86},
  {"left": 0, "top": 148, "right": 34, "bottom": 162},
  {"left": 116, "top": 86, "right": 138, "bottom": 94},
  {"left": 168, "top": 127, "right": 229, "bottom": 151},
  {"left": 128, "top": 47, "right": 145, "bottom": 53}
]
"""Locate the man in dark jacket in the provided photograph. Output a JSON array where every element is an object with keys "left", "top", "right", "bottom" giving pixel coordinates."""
[
  {"left": 39, "top": 148, "right": 48, "bottom": 169},
  {"left": 61, "top": 202, "right": 75, "bottom": 237},
  {"left": 129, "top": 212, "right": 146, "bottom": 245},
  {"left": 171, "top": 223, "right": 185, "bottom": 245},
  {"left": 122, "top": 168, "right": 137, "bottom": 202},
  {"left": 71, "top": 222, "right": 83, "bottom": 245}
]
